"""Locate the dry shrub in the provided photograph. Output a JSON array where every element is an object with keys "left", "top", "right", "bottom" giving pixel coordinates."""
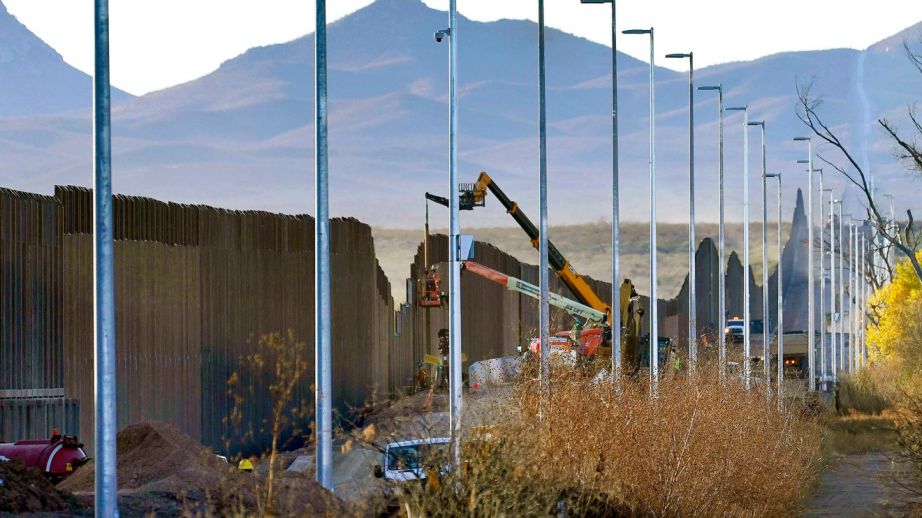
[
  {"left": 399, "top": 364, "right": 822, "bottom": 517},
  {"left": 836, "top": 371, "right": 890, "bottom": 415}
]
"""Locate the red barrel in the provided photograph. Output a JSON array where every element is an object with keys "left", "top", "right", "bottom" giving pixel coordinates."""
[{"left": 0, "top": 431, "right": 88, "bottom": 480}]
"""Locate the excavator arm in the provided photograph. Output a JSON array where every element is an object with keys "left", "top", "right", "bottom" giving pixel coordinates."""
[{"left": 469, "top": 172, "right": 612, "bottom": 324}]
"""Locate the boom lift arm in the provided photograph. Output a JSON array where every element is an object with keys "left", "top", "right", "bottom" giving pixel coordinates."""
[
  {"left": 466, "top": 172, "right": 611, "bottom": 323},
  {"left": 462, "top": 261, "right": 606, "bottom": 324}
]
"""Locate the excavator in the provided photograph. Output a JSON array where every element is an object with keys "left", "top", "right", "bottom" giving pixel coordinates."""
[{"left": 426, "top": 171, "right": 653, "bottom": 373}]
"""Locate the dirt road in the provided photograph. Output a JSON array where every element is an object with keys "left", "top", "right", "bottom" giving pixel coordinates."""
[{"left": 805, "top": 451, "right": 920, "bottom": 516}]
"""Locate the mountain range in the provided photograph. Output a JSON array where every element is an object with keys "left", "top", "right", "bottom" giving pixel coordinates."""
[{"left": 0, "top": 0, "right": 920, "bottom": 227}]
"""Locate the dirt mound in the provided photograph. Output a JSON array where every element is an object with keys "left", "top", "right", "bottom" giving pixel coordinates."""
[
  {"left": 60, "top": 421, "right": 229, "bottom": 494},
  {"left": 0, "top": 460, "right": 81, "bottom": 513},
  {"left": 58, "top": 421, "right": 347, "bottom": 516}
]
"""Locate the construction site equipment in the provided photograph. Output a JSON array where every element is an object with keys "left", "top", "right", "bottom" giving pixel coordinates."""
[
  {"left": 431, "top": 172, "right": 650, "bottom": 372},
  {"left": 418, "top": 267, "right": 445, "bottom": 308},
  {"left": 0, "top": 430, "right": 88, "bottom": 481}
]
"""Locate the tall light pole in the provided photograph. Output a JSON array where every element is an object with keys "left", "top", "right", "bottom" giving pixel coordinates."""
[
  {"left": 728, "top": 106, "right": 750, "bottom": 388},
  {"left": 806, "top": 162, "right": 826, "bottom": 387},
  {"left": 314, "top": 0, "right": 333, "bottom": 491},
  {"left": 851, "top": 220, "right": 859, "bottom": 371},
  {"left": 93, "top": 0, "right": 118, "bottom": 512},
  {"left": 837, "top": 204, "right": 846, "bottom": 374},
  {"left": 859, "top": 230, "right": 868, "bottom": 367},
  {"left": 831, "top": 200, "right": 842, "bottom": 377},
  {"left": 537, "top": 0, "right": 551, "bottom": 405},
  {"left": 435, "top": 0, "right": 462, "bottom": 465},
  {"left": 820, "top": 185, "right": 832, "bottom": 387},
  {"left": 581, "top": 0, "right": 621, "bottom": 394},
  {"left": 829, "top": 197, "right": 838, "bottom": 382},
  {"left": 666, "top": 51, "right": 696, "bottom": 376},
  {"left": 794, "top": 137, "right": 815, "bottom": 390},
  {"left": 698, "top": 85, "right": 725, "bottom": 380},
  {"left": 624, "top": 27, "right": 656, "bottom": 397},
  {"left": 766, "top": 173, "right": 783, "bottom": 408},
  {"left": 750, "top": 119, "right": 769, "bottom": 396}
]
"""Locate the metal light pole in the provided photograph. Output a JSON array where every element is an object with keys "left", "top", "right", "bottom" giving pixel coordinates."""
[
  {"left": 624, "top": 27, "right": 656, "bottom": 397},
  {"left": 820, "top": 185, "right": 832, "bottom": 387},
  {"left": 699, "top": 85, "right": 725, "bottom": 380},
  {"left": 750, "top": 120, "right": 769, "bottom": 396},
  {"left": 837, "top": 204, "right": 845, "bottom": 374},
  {"left": 829, "top": 197, "right": 838, "bottom": 382},
  {"left": 859, "top": 232, "right": 868, "bottom": 367},
  {"left": 666, "top": 51, "right": 696, "bottom": 376},
  {"left": 766, "top": 173, "right": 783, "bottom": 408},
  {"left": 581, "top": 0, "right": 621, "bottom": 395},
  {"left": 794, "top": 137, "right": 815, "bottom": 390},
  {"left": 537, "top": 0, "right": 551, "bottom": 406},
  {"left": 93, "top": 0, "right": 118, "bottom": 512},
  {"left": 851, "top": 220, "right": 858, "bottom": 371},
  {"left": 314, "top": 0, "right": 333, "bottom": 491},
  {"left": 435, "top": 0, "right": 462, "bottom": 465},
  {"left": 807, "top": 165, "right": 825, "bottom": 387},
  {"left": 728, "top": 106, "right": 750, "bottom": 388}
]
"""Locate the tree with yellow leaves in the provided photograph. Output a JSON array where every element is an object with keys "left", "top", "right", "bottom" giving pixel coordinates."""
[{"left": 867, "top": 250, "right": 922, "bottom": 370}]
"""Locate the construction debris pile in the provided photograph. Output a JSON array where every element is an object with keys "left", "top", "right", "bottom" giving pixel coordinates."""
[
  {"left": 0, "top": 459, "right": 85, "bottom": 514},
  {"left": 59, "top": 421, "right": 346, "bottom": 516}
]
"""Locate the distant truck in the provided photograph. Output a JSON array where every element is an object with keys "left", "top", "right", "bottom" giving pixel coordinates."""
[
  {"left": 373, "top": 437, "right": 449, "bottom": 483},
  {"left": 724, "top": 318, "right": 764, "bottom": 344}
]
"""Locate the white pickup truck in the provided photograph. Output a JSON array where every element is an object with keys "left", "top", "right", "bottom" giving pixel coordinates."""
[{"left": 373, "top": 437, "right": 450, "bottom": 483}]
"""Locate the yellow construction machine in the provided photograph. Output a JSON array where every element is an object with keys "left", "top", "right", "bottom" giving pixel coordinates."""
[{"left": 427, "top": 171, "right": 652, "bottom": 372}]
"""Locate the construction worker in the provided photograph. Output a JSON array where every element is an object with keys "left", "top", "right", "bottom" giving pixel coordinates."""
[
  {"left": 415, "top": 361, "right": 428, "bottom": 392},
  {"left": 437, "top": 328, "right": 450, "bottom": 388}
]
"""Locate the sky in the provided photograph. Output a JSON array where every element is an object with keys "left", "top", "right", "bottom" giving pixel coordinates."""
[{"left": 5, "top": 0, "right": 922, "bottom": 95}]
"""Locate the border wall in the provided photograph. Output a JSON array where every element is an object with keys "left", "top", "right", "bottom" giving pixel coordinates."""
[{"left": 2, "top": 185, "right": 801, "bottom": 455}]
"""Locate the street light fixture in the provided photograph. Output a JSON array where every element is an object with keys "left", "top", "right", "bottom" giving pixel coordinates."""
[
  {"left": 623, "top": 27, "right": 657, "bottom": 397},
  {"left": 766, "top": 172, "right": 783, "bottom": 409},
  {"left": 728, "top": 106, "right": 751, "bottom": 388},
  {"left": 750, "top": 119, "right": 769, "bottom": 398},
  {"left": 793, "top": 136, "right": 816, "bottom": 390},
  {"left": 666, "top": 51, "right": 697, "bottom": 376},
  {"left": 698, "top": 84, "right": 726, "bottom": 381},
  {"left": 579, "top": 0, "right": 622, "bottom": 386}
]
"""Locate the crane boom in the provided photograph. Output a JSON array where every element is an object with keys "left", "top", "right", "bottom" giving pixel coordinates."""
[
  {"left": 462, "top": 261, "right": 606, "bottom": 324},
  {"left": 468, "top": 172, "right": 611, "bottom": 323}
]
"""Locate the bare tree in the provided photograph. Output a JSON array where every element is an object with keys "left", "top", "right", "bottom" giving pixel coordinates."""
[{"left": 796, "top": 38, "right": 922, "bottom": 285}]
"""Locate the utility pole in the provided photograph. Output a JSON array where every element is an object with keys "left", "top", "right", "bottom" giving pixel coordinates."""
[
  {"left": 699, "top": 85, "right": 725, "bottom": 380},
  {"left": 314, "top": 0, "right": 333, "bottom": 491},
  {"left": 766, "top": 173, "right": 783, "bottom": 409},
  {"left": 794, "top": 137, "right": 815, "bottom": 390},
  {"left": 666, "top": 51, "right": 696, "bottom": 376},
  {"left": 623, "top": 27, "right": 656, "bottom": 397},
  {"left": 750, "top": 120, "right": 768, "bottom": 397},
  {"left": 94, "top": 0, "right": 118, "bottom": 512},
  {"left": 435, "top": 0, "right": 462, "bottom": 466},
  {"left": 730, "top": 106, "right": 751, "bottom": 389},
  {"left": 537, "top": 0, "right": 551, "bottom": 406}
]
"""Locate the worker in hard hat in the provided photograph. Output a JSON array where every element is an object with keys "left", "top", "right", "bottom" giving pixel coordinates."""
[{"left": 238, "top": 458, "right": 255, "bottom": 472}]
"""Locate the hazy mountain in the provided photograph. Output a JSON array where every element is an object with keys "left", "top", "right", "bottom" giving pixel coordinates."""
[
  {"left": 0, "top": 0, "right": 919, "bottom": 226},
  {"left": 0, "top": 2, "right": 132, "bottom": 117}
]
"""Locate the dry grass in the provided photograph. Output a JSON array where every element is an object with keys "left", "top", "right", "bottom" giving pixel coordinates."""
[
  {"left": 394, "top": 363, "right": 821, "bottom": 517},
  {"left": 373, "top": 222, "right": 791, "bottom": 304}
]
